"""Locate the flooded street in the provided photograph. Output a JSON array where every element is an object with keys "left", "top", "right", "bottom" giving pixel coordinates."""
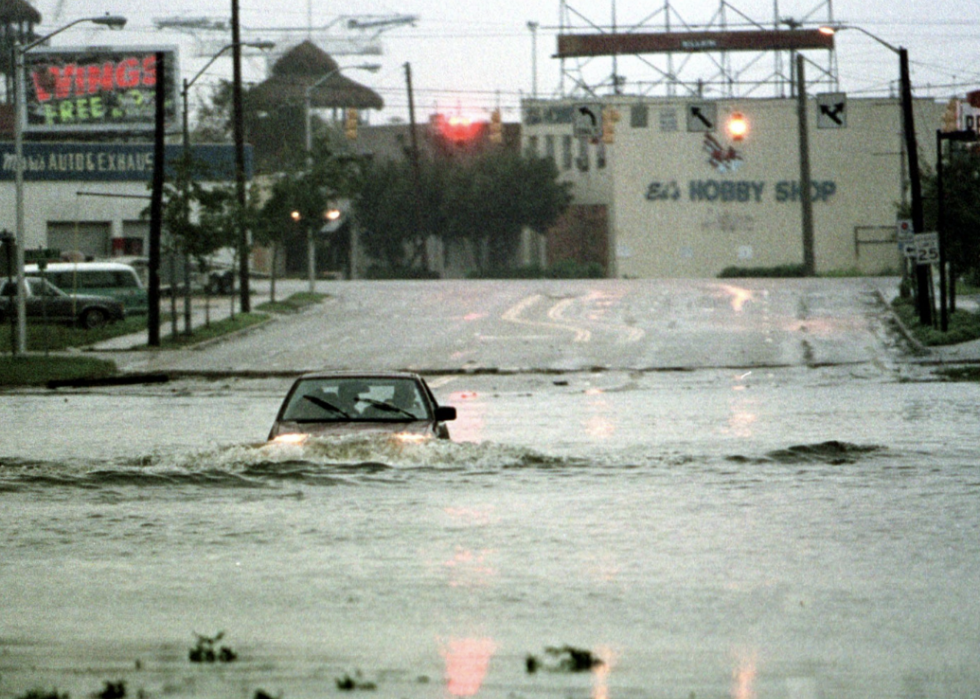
[{"left": 2, "top": 279, "right": 979, "bottom": 699}]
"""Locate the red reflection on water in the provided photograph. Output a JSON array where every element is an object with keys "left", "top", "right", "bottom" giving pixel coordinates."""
[
  {"left": 443, "top": 546, "right": 495, "bottom": 587},
  {"left": 591, "top": 646, "right": 615, "bottom": 699},
  {"left": 731, "top": 653, "right": 757, "bottom": 699},
  {"left": 719, "top": 284, "right": 754, "bottom": 313},
  {"left": 441, "top": 637, "right": 496, "bottom": 697}
]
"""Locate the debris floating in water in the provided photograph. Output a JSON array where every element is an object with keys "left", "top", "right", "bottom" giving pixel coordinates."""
[
  {"left": 525, "top": 645, "right": 603, "bottom": 673},
  {"left": 188, "top": 631, "right": 237, "bottom": 663}
]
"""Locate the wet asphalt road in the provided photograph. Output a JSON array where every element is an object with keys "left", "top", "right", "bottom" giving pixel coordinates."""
[{"left": 95, "top": 277, "right": 913, "bottom": 376}]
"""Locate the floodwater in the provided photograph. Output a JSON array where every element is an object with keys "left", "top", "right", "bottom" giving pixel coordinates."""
[{"left": 2, "top": 366, "right": 979, "bottom": 699}]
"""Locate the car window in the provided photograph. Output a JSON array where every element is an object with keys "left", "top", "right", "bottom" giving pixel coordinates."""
[
  {"left": 281, "top": 378, "right": 430, "bottom": 422},
  {"left": 26, "top": 278, "right": 58, "bottom": 296}
]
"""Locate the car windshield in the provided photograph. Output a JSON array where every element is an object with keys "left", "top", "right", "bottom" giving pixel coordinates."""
[{"left": 280, "top": 377, "right": 430, "bottom": 422}]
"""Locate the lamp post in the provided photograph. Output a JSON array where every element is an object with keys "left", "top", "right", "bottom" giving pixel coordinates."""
[
  {"left": 180, "top": 41, "right": 273, "bottom": 333},
  {"left": 527, "top": 21, "right": 539, "bottom": 99},
  {"left": 820, "top": 24, "right": 930, "bottom": 324},
  {"left": 302, "top": 63, "right": 380, "bottom": 292},
  {"left": 11, "top": 14, "right": 126, "bottom": 356}
]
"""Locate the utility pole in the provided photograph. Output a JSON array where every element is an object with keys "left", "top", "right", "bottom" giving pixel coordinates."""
[
  {"left": 796, "top": 54, "right": 816, "bottom": 276},
  {"left": 404, "top": 63, "right": 427, "bottom": 272},
  {"left": 231, "top": 0, "right": 251, "bottom": 313},
  {"left": 899, "top": 48, "right": 930, "bottom": 326},
  {"left": 148, "top": 51, "right": 166, "bottom": 346}
]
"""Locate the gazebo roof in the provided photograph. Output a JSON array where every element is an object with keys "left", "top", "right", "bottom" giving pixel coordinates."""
[
  {"left": 0, "top": 0, "right": 42, "bottom": 23},
  {"left": 249, "top": 40, "right": 383, "bottom": 111}
]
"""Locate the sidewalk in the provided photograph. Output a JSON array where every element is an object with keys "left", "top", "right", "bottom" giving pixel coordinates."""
[
  {"left": 87, "top": 279, "right": 307, "bottom": 352},
  {"left": 879, "top": 286, "right": 980, "bottom": 365}
]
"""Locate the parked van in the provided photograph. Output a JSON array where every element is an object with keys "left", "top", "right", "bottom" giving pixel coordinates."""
[{"left": 24, "top": 261, "right": 149, "bottom": 315}]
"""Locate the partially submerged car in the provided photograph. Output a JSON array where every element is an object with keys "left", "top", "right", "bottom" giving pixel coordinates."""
[
  {"left": 0, "top": 277, "right": 126, "bottom": 329},
  {"left": 268, "top": 372, "right": 456, "bottom": 443}
]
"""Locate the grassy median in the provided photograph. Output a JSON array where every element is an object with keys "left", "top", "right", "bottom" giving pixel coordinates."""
[
  {"left": 0, "top": 355, "right": 118, "bottom": 387},
  {"left": 0, "top": 292, "right": 325, "bottom": 387}
]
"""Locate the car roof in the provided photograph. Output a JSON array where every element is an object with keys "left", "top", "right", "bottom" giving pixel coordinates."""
[
  {"left": 24, "top": 262, "right": 139, "bottom": 273},
  {"left": 294, "top": 371, "right": 424, "bottom": 381}
]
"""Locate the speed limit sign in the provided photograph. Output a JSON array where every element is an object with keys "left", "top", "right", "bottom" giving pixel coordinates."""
[{"left": 913, "top": 232, "right": 940, "bottom": 264}]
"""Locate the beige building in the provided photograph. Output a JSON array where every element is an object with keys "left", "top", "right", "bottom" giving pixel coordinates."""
[{"left": 523, "top": 96, "right": 945, "bottom": 278}]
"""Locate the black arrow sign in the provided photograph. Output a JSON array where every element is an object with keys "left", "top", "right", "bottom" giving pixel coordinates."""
[
  {"left": 578, "top": 106, "right": 598, "bottom": 128},
  {"left": 691, "top": 106, "right": 713, "bottom": 128},
  {"left": 820, "top": 102, "right": 845, "bottom": 125}
]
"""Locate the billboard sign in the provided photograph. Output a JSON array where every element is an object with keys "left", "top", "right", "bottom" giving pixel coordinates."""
[
  {"left": 0, "top": 143, "right": 252, "bottom": 182},
  {"left": 22, "top": 46, "right": 179, "bottom": 133},
  {"left": 557, "top": 29, "right": 834, "bottom": 58}
]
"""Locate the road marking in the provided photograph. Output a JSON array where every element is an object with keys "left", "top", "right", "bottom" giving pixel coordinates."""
[
  {"left": 500, "top": 295, "right": 592, "bottom": 342},
  {"left": 498, "top": 293, "right": 647, "bottom": 345}
]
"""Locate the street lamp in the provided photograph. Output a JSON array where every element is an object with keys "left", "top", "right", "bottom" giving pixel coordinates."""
[
  {"left": 302, "top": 63, "right": 380, "bottom": 292},
  {"left": 180, "top": 41, "right": 274, "bottom": 333},
  {"left": 527, "top": 21, "right": 539, "bottom": 99},
  {"left": 11, "top": 14, "right": 126, "bottom": 355},
  {"left": 820, "top": 24, "right": 930, "bottom": 324}
]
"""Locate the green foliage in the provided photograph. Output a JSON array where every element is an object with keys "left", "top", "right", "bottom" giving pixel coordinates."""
[
  {"left": 255, "top": 292, "right": 328, "bottom": 313},
  {"left": 153, "top": 313, "right": 268, "bottom": 348},
  {"left": 364, "top": 265, "right": 440, "bottom": 280},
  {"left": 0, "top": 315, "right": 148, "bottom": 352},
  {"left": 0, "top": 356, "right": 117, "bottom": 387},
  {"left": 353, "top": 151, "right": 572, "bottom": 275},
  {"left": 891, "top": 296, "right": 980, "bottom": 346},
  {"left": 466, "top": 260, "right": 603, "bottom": 279},
  {"left": 921, "top": 146, "right": 980, "bottom": 284},
  {"left": 718, "top": 264, "right": 807, "bottom": 278},
  {"left": 353, "top": 159, "right": 430, "bottom": 271},
  {"left": 255, "top": 142, "right": 364, "bottom": 253}
]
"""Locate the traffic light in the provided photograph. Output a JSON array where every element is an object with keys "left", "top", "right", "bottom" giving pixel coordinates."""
[
  {"left": 941, "top": 98, "right": 960, "bottom": 133},
  {"left": 727, "top": 111, "right": 748, "bottom": 142},
  {"left": 489, "top": 109, "right": 503, "bottom": 144},
  {"left": 601, "top": 107, "right": 620, "bottom": 144},
  {"left": 433, "top": 114, "right": 482, "bottom": 152},
  {"left": 345, "top": 108, "right": 359, "bottom": 140}
]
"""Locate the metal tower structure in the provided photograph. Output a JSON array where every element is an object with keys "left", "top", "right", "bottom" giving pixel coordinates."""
[
  {"left": 556, "top": 0, "right": 838, "bottom": 100},
  {"left": 153, "top": 13, "right": 417, "bottom": 61}
]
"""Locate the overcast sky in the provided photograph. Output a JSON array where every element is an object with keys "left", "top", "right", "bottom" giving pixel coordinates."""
[{"left": 38, "top": 0, "right": 980, "bottom": 124}]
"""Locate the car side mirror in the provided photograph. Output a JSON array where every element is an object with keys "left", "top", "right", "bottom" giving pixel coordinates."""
[{"left": 435, "top": 406, "right": 456, "bottom": 422}]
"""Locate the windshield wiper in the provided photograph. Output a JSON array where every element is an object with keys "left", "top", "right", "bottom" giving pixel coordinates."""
[
  {"left": 360, "top": 398, "right": 418, "bottom": 420},
  {"left": 301, "top": 394, "right": 351, "bottom": 418}
]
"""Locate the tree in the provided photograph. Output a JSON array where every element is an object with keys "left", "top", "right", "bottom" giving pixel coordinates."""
[
  {"left": 353, "top": 150, "right": 572, "bottom": 276},
  {"left": 354, "top": 158, "right": 433, "bottom": 274},
  {"left": 254, "top": 139, "right": 364, "bottom": 284},
  {"left": 922, "top": 145, "right": 980, "bottom": 299},
  {"left": 149, "top": 154, "right": 241, "bottom": 328}
]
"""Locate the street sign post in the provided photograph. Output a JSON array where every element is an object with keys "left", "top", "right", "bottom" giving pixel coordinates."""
[
  {"left": 897, "top": 218, "right": 914, "bottom": 258},
  {"left": 573, "top": 103, "right": 603, "bottom": 139},
  {"left": 913, "top": 232, "right": 940, "bottom": 265}
]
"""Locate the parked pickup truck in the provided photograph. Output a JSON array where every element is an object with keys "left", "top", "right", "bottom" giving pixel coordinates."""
[{"left": 0, "top": 277, "right": 126, "bottom": 329}]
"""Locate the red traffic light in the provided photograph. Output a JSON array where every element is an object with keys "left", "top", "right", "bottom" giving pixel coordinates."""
[{"left": 436, "top": 114, "right": 482, "bottom": 144}]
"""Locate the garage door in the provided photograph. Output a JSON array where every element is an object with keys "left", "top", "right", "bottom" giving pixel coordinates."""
[{"left": 47, "top": 222, "right": 111, "bottom": 259}]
